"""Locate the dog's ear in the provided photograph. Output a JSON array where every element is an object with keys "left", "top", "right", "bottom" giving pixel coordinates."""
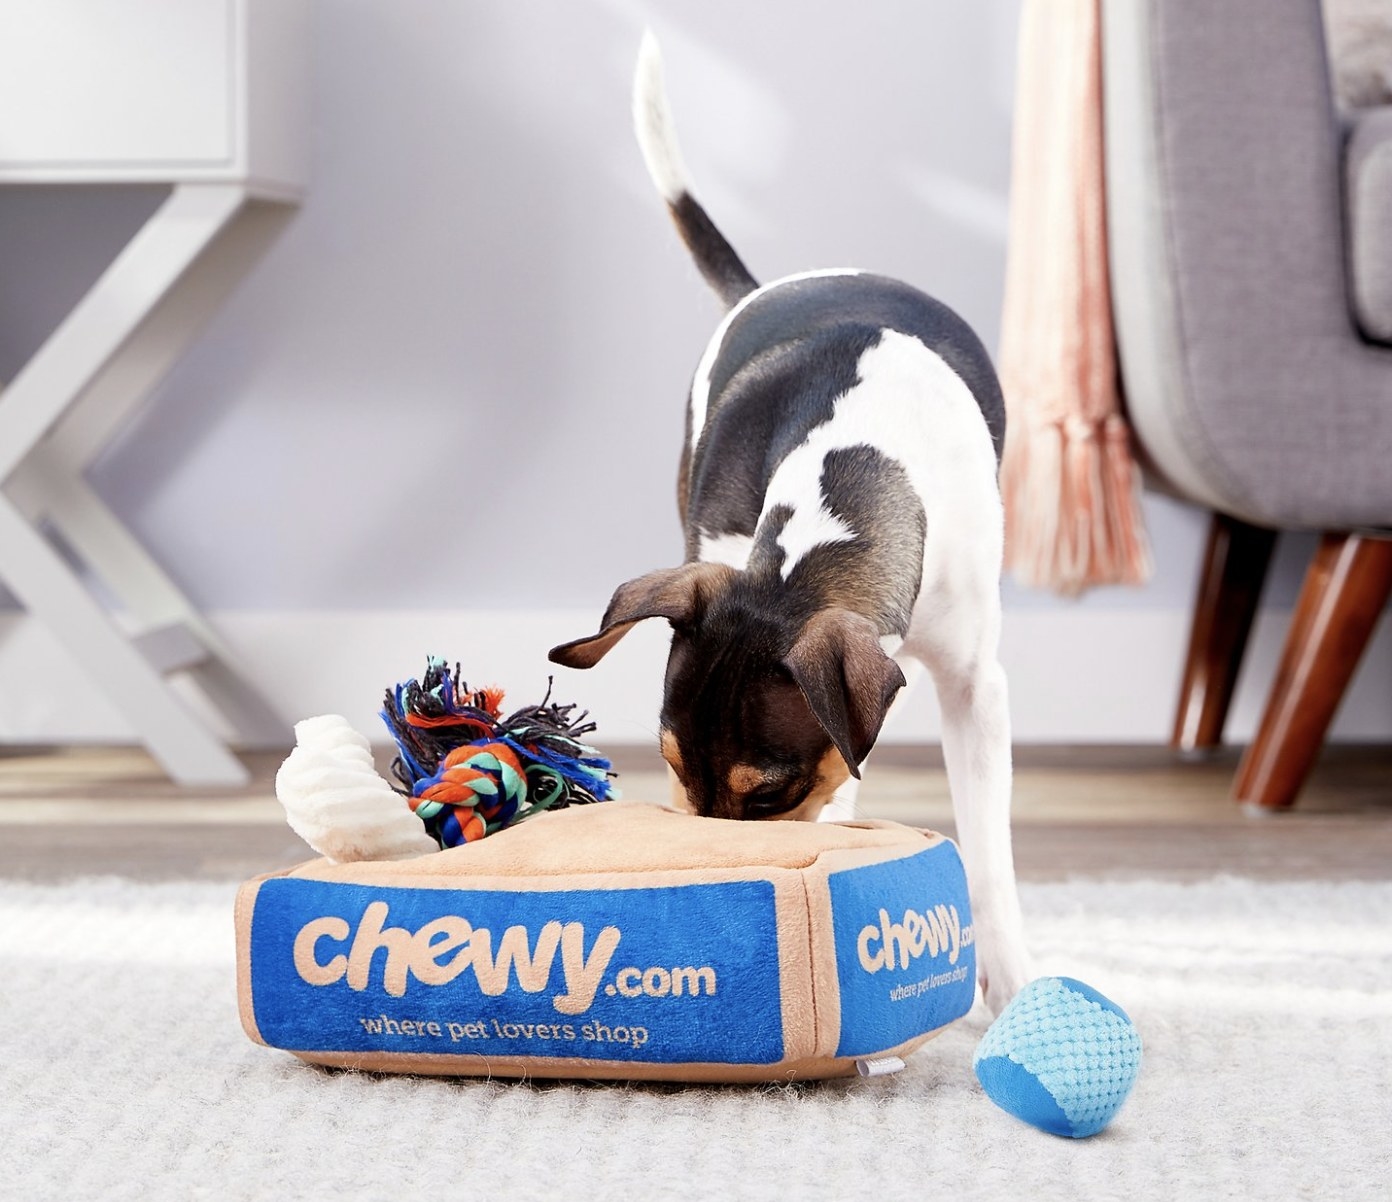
[
  {"left": 782, "top": 610, "right": 906, "bottom": 778},
  {"left": 548, "top": 563, "right": 736, "bottom": 669}
]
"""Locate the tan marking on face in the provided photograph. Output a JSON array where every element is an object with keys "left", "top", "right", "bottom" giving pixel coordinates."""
[
  {"left": 666, "top": 763, "right": 694, "bottom": 813},
  {"left": 726, "top": 763, "right": 775, "bottom": 795},
  {"left": 772, "top": 746, "right": 853, "bottom": 822},
  {"left": 660, "top": 731, "right": 693, "bottom": 812},
  {"left": 659, "top": 730, "right": 682, "bottom": 773}
]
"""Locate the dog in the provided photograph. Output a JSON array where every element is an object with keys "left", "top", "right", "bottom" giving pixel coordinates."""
[{"left": 550, "top": 33, "right": 1031, "bottom": 1013}]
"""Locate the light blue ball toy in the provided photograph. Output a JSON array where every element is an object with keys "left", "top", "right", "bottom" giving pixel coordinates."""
[{"left": 973, "top": 976, "right": 1142, "bottom": 1138}]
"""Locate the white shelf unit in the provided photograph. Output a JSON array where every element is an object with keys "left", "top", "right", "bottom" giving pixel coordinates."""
[{"left": 0, "top": 0, "right": 311, "bottom": 783}]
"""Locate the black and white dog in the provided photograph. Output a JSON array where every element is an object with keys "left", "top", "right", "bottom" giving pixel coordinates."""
[{"left": 551, "top": 34, "right": 1031, "bottom": 1012}]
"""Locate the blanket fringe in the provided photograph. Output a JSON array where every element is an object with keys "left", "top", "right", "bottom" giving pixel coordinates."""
[
  {"left": 1002, "top": 411, "right": 1153, "bottom": 595},
  {"left": 998, "top": 0, "right": 1154, "bottom": 595}
]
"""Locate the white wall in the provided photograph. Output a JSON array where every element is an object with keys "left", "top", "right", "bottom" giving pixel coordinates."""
[{"left": 0, "top": 0, "right": 1386, "bottom": 746}]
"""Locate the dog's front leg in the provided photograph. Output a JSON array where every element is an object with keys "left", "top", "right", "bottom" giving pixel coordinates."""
[{"left": 928, "top": 649, "right": 1033, "bottom": 1015}]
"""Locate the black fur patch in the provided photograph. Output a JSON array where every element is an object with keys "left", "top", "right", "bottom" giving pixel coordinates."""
[
  {"left": 795, "top": 447, "right": 925, "bottom": 637},
  {"left": 668, "top": 193, "right": 759, "bottom": 310},
  {"left": 684, "top": 326, "right": 880, "bottom": 557},
  {"left": 740, "top": 450, "right": 924, "bottom": 639}
]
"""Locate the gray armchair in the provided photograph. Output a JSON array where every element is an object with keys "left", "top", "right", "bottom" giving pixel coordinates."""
[{"left": 1102, "top": 0, "right": 1392, "bottom": 807}]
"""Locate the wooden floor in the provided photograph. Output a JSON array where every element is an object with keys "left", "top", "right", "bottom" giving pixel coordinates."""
[{"left": 1, "top": 744, "right": 1390, "bottom": 883}]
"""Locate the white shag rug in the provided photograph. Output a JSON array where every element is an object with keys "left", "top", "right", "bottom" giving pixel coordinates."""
[{"left": 2, "top": 877, "right": 1389, "bottom": 1201}]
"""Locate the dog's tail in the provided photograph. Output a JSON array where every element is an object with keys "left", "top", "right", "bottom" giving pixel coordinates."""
[{"left": 633, "top": 31, "right": 759, "bottom": 310}]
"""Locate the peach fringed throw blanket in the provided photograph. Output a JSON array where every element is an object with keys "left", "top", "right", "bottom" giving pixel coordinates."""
[{"left": 998, "top": 0, "right": 1153, "bottom": 594}]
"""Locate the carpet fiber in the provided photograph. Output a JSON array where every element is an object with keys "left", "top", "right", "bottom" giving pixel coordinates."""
[{"left": 2, "top": 877, "right": 1389, "bottom": 1200}]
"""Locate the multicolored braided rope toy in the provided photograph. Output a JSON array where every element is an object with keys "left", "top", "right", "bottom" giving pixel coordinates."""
[{"left": 380, "top": 657, "right": 617, "bottom": 848}]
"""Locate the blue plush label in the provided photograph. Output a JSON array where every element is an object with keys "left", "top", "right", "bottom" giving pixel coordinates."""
[
  {"left": 828, "top": 843, "right": 976, "bottom": 1058},
  {"left": 249, "top": 877, "right": 783, "bottom": 1064}
]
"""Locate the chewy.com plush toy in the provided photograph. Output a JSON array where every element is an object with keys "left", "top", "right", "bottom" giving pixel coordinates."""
[{"left": 238, "top": 659, "right": 1140, "bottom": 1130}]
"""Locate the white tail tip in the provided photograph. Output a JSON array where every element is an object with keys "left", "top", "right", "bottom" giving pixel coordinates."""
[{"left": 633, "top": 28, "right": 691, "bottom": 203}]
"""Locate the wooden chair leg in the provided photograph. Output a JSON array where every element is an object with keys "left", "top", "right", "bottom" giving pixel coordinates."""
[
  {"left": 1173, "top": 512, "right": 1277, "bottom": 753},
  {"left": 1233, "top": 532, "right": 1392, "bottom": 810}
]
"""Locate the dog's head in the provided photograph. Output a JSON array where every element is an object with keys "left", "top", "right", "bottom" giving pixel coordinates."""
[{"left": 549, "top": 563, "right": 905, "bottom": 820}]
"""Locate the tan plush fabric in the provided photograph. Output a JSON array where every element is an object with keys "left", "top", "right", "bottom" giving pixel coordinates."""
[
  {"left": 281, "top": 802, "right": 940, "bottom": 879},
  {"left": 998, "top": 0, "right": 1153, "bottom": 594},
  {"left": 235, "top": 805, "right": 971, "bottom": 1083}
]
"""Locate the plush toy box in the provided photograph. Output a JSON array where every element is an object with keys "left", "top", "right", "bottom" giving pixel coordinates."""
[{"left": 235, "top": 802, "right": 976, "bottom": 1083}]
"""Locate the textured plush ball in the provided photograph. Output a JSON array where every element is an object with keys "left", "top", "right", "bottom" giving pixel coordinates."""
[{"left": 973, "top": 976, "right": 1142, "bottom": 1138}]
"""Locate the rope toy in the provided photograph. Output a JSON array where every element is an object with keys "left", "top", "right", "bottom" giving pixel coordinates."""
[{"left": 380, "top": 656, "right": 617, "bottom": 847}]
